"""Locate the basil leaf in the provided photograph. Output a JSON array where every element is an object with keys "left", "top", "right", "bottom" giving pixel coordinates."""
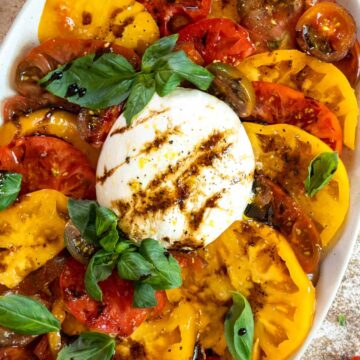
[
  {"left": 0, "top": 172, "right": 22, "bottom": 211},
  {"left": 85, "top": 250, "right": 118, "bottom": 301},
  {"left": 99, "top": 224, "right": 119, "bottom": 252},
  {"left": 118, "top": 252, "right": 154, "bottom": 281},
  {"left": 95, "top": 207, "right": 118, "bottom": 236},
  {"left": 139, "top": 239, "right": 182, "bottom": 290},
  {"left": 224, "top": 292, "right": 254, "bottom": 360},
  {"left": 304, "top": 152, "right": 339, "bottom": 197},
  {"left": 0, "top": 295, "right": 60, "bottom": 335},
  {"left": 154, "top": 51, "right": 214, "bottom": 96},
  {"left": 123, "top": 74, "right": 156, "bottom": 125},
  {"left": 155, "top": 72, "right": 184, "bottom": 97},
  {"left": 39, "top": 53, "right": 136, "bottom": 110},
  {"left": 133, "top": 282, "right": 158, "bottom": 308},
  {"left": 142, "top": 34, "right": 179, "bottom": 72},
  {"left": 115, "top": 240, "right": 136, "bottom": 254},
  {"left": 68, "top": 199, "right": 98, "bottom": 243},
  {"left": 57, "top": 332, "right": 116, "bottom": 360}
]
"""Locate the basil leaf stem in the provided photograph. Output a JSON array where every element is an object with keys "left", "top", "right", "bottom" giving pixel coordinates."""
[
  {"left": 0, "top": 172, "right": 22, "bottom": 211},
  {"left": 0, "top": 295, "right": 60, "bottom": 335},
  {"left": 39, "top": 35, "right": 214, "bottom": 126},
  {"left": 304, "top": 152, "right": 339, "bottom": 197},
  {"left": 57, "top": 332, "right": 116, "bottom": 360},
  {"left": 224, "top": 292, "right": 254, "bottom": 360}
]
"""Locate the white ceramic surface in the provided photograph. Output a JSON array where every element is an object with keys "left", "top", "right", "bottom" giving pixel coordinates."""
[{"left": 0, "top": 1, "right": 359, "bottom": 358}]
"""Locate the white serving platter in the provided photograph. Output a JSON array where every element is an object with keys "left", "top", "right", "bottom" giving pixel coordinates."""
[{"left": 0, "top": 0, "right": 359, "bottom": 358}]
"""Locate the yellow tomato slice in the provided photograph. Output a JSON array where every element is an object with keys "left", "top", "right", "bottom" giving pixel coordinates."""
[
  {"left": 244, "top": 122, "right": 350, "bottom": 248},
  {"left": 0, "top": 190, "right": 67, "bottom": 288},
  {"left": 210, "top": 0, "right": 240, "bottom": 22},
  {"left": 117, "top": 220, "right": 315, "bottom": 360},
  {"left": 39, "top": 0, "right": 159, "bottom": 53},
  {"left": 237, "top": 50, "right": 359, "bottom": 149},
  {"left": 209, "top": 221, "right": 316, "bottom": 359},
  {"left": 0, "top": 109, "right": 99, "bottom": 168}
]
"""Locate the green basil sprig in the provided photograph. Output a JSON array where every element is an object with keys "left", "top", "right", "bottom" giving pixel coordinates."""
[
  {"left": 57, "top": 332, "right": 116, "bottom": 360},
  {"left": 304, "top": 152, "right": 339, "bottom": 197},
  {"left": 224, "top": 292, "right": 254, "bottom": 360},
  {"left": 68, "top": 199, "right": 182, "bottom": 308},
  {"left": 39, "top": 34, "right": 214, "bottom": 125},
  {"left": 0, "top": 294, "right": 60, "bottom": 335},
  {"left": 0, "top": 172, "right": 22, "bottom": 211}
]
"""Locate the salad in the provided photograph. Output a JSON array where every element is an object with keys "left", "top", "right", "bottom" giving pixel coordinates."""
[{"left": 0, "top": 0, "right": 358, "bottom": 359}]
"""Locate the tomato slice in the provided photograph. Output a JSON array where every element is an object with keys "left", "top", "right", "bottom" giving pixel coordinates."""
[
  {"left": 77, "top": 104, "right": 123, "bottom": 148},
  {"left": 246, "top": 175, "right": 321, "bottom": 274},
  {"left": 237, "top": 0, "right": 304, "bottom": 52},
  {"left": 177, "top": 18, "right": 255, "bottom": 66},
  {"left": 60, "top": 258, "right": 166, "bottom": 336},
  {"left": 250, "top": 81, "right": 343, "bottom": 154},
  {"left": 0, "top": 136, "right": 96, "bottom": 199},
  {"left": 295, "top": 2, "right": 356, "bottom": 62},
  {"left": 140, "top": 0, "right": 211, "bottom": 35},
  {"left": 16, "top": 38, "right": 140, "bottom": 98}
]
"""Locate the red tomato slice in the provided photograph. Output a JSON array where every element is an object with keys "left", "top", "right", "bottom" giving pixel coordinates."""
[
  {"left": 177, "top": 18, "right": 255, "bottom": 66},
  {"left": 250, "top": 81, "right": 343, "bottom": 154},
  {"left": 0, "top": 136, "right": 96, "bottom": 199},
  {"left": 140, "top": 0, "right": 211, "bottom": 35},
  {"left": 60, "top": 258, "right": 167, "bottom": 336}
]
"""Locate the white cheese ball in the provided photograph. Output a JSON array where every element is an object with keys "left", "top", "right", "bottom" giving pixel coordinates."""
[{"left": 96, "top": 88, "right": 255, "bottom": 249}]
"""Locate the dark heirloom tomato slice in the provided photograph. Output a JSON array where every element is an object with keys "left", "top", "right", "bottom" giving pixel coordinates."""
[
  {"left": 246, "top": 175, "right": 321, "bottom": 275},
  {"left": 237, "top": 0, "right": 305, "bottom": 52},
  {"left": 77, "top": 104, "right": 123, "bottom": 148},
  {"left": 0, "top": 136, "right": 96, "bottom": 199},
  {"left": 15, "top": 38, "right": 140, "bottom": 98},
  {"left": 177, "top": 18, "right": 255, "bottom": 65},
  {"left": 295, "top": 2, "right": 356, "bottom": 62},
  {"left": 140, "top": 0, "right": 211, "bottom": 35},
  {"left": 60, "top": 258, "right": 167, "bottom": 336},
  {"left": 250, "top": 81, "right": 343, "bottom": 154}
]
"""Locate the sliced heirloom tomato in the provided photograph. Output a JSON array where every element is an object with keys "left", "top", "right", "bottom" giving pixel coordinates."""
[
  {"left": 15, "top": 38, "right": 139, "bottom": 98},
  {"left": 60, "top": 258, "right": 167, "bottom": 336},
  {"left": 237, "top": 50, "right": 359, "bottom": 149},
  {"left": 250, "top": 81, "right": 343, "bottom": 154},
  {"left": 0, "top": 136, "right": 96, "bottom": 199},
  {"left": 140, "top": 0, "right": 211, "bottom": 36},
  {"left": 145, "top": 220, "right": 315, "bottom": 360},
  {"left": 246, "top": 175, "right": 321, "bottom": 275},
  {"left": 39, "top": 0, "right": 159, "bottom": 53},
  {"left": 177, "top": 18, "right": 255, "bottom": 66},
  {"left": 237, "top": 0, "right": 305, "bottom": 52},
  {"left": 295, "top": 2, "right": 356, "bottom": 62},
  {"left": 244, "top": 122, "right": 350, "bottom": 248},
  {"left": 0, "top": 109, "right": 99, "bottom": 168}
]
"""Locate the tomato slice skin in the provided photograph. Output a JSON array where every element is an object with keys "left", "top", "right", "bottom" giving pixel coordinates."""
[
  {"left": 250, "top": 81, "right": 343, "bottom": 154},
  {"left": 177, "top": 18, "right": 255, "bottom": 66},
  {"left": 60, "top": 258, "right": 167, "bottom": 337},
  {"left": 0, "top": 136, "right": 96, "bottom": 199},
  {"left": 140, "top": 0, "right": 211, "bottom": 36}
]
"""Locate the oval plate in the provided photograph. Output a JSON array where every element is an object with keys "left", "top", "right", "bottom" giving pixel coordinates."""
[{"left": 0, "top": 0, "right": 359, "bottom": 358}]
